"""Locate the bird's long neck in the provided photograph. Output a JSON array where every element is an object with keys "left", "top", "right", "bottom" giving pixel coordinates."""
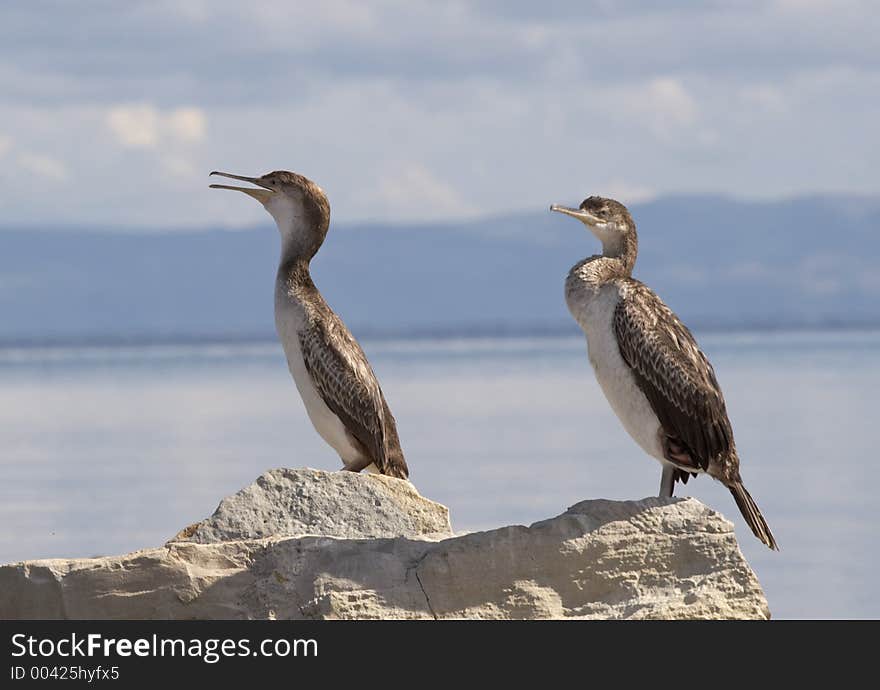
[
  {"left": 571, "top": 229, "right": 639, "bottom": 288},
  {"left": 269, "top": 194, "right": 328, "bottom": 269},
  {"left": 278, "top": 225, "right": 323, "bottom": 267},
  {"left": 276, "top": 255, "right": 327, "bottom": 318},
  {"left": 598, "top": 229, "right": 638, "bottom": 277},
  {"left": 268, "top": 194, "right": 331, "bottom": 321},
  {"left": 276, "top": 225, "right": 324, "bottom": 307}
]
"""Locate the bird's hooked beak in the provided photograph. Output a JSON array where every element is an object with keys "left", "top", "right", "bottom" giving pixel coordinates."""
[
  {"left": 549, "top": 204, "right": 602, "bottom": 227},
  {"left": 209, "top": 171, "right": 275, "bottom": 204}
]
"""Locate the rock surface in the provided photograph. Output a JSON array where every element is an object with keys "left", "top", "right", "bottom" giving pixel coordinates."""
[
  {"left": 0, "top": 468, "right": 769, "bottom": 620},
  {"left": 172, "top": 467, "right": 452, "bottom": 543}
]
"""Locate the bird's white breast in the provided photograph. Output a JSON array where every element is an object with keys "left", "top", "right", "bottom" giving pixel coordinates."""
[
  {"left": 274, "top": 293, "right": 363, "bottom": 466},
  {"left": 566, "top": 279, "right": 665, "bottom": 462}
]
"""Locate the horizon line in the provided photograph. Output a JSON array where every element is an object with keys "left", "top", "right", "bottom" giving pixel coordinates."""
[
  {"left": 2, "top": 190, "right": 879, "bottom": 234},
  {"left": 2, "top": 319, "right": 879, "bottom": 351}
]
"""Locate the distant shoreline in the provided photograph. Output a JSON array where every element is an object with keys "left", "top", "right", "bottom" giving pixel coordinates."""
[{"left": 2, "top": 320, "right": 880, "bottom": 351}]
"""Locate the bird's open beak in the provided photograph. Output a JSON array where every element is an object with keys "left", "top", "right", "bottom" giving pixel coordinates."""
[
  {"left": 549, "top": 204, "right": 602, "bottom": 227},
  {"left": 209, "top": 171, "right": 274, "bottom": 204}
]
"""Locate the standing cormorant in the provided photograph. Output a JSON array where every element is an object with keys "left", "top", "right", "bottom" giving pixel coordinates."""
[
  {"left": 211, "top": 170, "right": 408, "bottom": 478},
  {"left": 551, "top": 196, "right": 777, "bottom": 549}
]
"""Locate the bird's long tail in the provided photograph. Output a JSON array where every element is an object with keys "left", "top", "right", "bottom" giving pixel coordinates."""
[{"left": 728, "top": 481, "right": 778, "bottom": 550}]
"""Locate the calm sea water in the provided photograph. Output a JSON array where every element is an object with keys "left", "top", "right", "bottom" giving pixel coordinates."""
[{"left": 1, "top": 331, "right": 877, "bottom": 619}]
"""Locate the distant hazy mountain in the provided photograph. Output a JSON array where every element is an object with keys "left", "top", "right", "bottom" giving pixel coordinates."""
[{"left": 1, "top": 195, "right": 878, "bottom": 343}]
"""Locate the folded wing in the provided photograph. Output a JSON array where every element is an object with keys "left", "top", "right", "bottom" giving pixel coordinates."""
[
  {"left": 299, "top": 317, "right": 408, "bottom": 478},
  {"left": 613, "top": 282, "right": 733, "bottom": 472}
]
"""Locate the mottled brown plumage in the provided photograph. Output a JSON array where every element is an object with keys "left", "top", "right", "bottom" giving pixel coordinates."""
[
  {"left": 552, "top": 195, "right": 777, "bottom": 549},
  {"left": 614, "top": 281, "right": 733, "bottom": 477},
  {"left": 210, "top": 169, "right": 408, "bottom": 479},
  {"left": 291, "top": 267, "right": 408, "bottom": 478}
]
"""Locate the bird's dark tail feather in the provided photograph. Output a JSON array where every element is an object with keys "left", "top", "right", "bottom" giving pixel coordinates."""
[
  {"left": 382, "top": 447, "right": 409, "bottom": 480},
  {"left": 380, "top": 400, "right": 409, "bottom": 480},
  {"left": 729, "top": 482, "right": 778, "bottom": 550}
]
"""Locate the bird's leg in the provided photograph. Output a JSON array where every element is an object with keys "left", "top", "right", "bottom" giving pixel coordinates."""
[
  {"left": 342, "top": 456, "right": 373, "bottom": 473},
  {"left": 659, "top": 465, "right": 675, "bottom": 498}
]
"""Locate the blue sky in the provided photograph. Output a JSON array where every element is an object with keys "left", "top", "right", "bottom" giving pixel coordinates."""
[{"left": 0, "top": 1, "right": 877, "bottom": 227}]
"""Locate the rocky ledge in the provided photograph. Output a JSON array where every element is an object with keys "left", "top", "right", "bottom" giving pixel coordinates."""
[{"left": 0, "top": 468, "right": 769, "bottom": 619}]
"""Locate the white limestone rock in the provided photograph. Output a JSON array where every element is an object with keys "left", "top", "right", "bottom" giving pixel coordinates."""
[
  {"left": 0, "top": 470, "right": 769, "bottom": 620},
  {"left": 172, "top": 467, "right": 453, "bottom": 543}
]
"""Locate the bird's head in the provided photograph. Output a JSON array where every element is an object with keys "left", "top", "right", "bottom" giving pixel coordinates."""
[
  {"left": 210, "top": 170, "right": 331, "bottom": 257},
  {"left": 550, "top": 196, "right": 637, "bottom": 264}
]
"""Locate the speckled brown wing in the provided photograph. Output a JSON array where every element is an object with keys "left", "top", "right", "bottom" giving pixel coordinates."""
[
  {"left": 298, "top": 316, "right": 408, "bottom": 479},
  {"left": 613, "top": 281, "right": 734, "bottom": 475}
]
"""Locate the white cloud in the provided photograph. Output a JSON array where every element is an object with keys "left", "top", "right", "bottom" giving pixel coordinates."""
[
  {"left": 17, "top": 152, "right": 68, "bottom": 181},
  {"left": 586, "top": 76, "right": 702, "bottom": 144},
  {"left": 107, "top": 105, "right": 160, "bottom": 148},
  {"left": 106, "top": 104, "right": 206, "bottom": 149},
  {"left": 160, "top": 155, "right": 197, "bottom": 179},
  {"left": 599, "top": 180, "right": 657, "bottom": 205},
  {"left": 0, "top": 134, "right": 11, "bottom": 157},
  {"left": 165, "top": 108, "right": 206, "bottom": 143},
  {"left": 372, "top": 163, "right": 476, "bottom": 220},
  {"left": 102, "top": 104, "right": 207, "bottom": 185},
  {"left": 646, "top": 77, "right": 698, "bottom": 127},
  {"left": 0, "top": 5, "right": 878, "bottom": 227}
]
